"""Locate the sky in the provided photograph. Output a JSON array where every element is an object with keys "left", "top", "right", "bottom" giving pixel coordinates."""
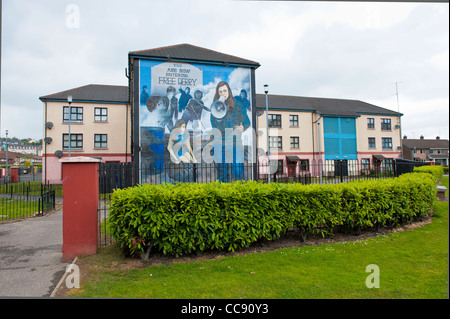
[{"left": 0, "top": 0, "right": 449, "bottom": 141}]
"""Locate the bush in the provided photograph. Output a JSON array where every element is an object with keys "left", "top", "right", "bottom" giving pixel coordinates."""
[
  {"left": 413, "top": 165, "right": 444, "bottom": 182},
  {"left": 108, "top": 171, "right": 437, "bottom": 257}
]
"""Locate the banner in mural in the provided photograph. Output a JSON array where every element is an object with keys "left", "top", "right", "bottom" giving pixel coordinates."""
[{"left": 139, "top": 60, "right": 254, "bottom": 183}]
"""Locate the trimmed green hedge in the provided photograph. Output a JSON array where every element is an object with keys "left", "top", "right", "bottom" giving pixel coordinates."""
[
  {"left": 108, "top": 172, "right": 438, "bottom": 257},
  {"left": 413, "top": 165, "right": 444, "bottom": 182}
]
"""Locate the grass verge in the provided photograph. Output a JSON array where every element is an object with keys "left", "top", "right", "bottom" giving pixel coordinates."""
[{"left": 68, "top": 196, "right": 448, "bottom": 299}]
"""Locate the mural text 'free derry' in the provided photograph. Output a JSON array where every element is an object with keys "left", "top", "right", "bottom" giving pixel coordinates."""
[{"left": 159, "top": 65, "right": 197, "bottom": 86}]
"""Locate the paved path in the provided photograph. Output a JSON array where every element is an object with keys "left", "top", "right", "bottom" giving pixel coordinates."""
[{"left": 0, "top": 207, "right": 70, "bottom": 297}]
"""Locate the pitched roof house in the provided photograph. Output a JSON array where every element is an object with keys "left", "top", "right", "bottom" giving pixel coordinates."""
[{"left": 402, "top": 136, "right": 449, "bottom": 166}]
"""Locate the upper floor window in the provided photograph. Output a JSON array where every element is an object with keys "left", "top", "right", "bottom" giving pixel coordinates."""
[
  {"left": 289, "top": 115, "right": 299, "bottom": 127},
  {"left": 290, "top": 136, "right": 299, "bottom": 149},
  {"left": 94, "top": 108, "right": 108, "bottom": 122},
  {"left": 382, "top": 137, "right": 393, "bottom": 150},
  {"left": 94, "top": 134, "right": 108, "bottom": 148},
  {"left": 268, "top": 114, "right": 282, "bottom": 128},
  {"left": 367, "top": 118, "right": 375, "bottom": 129},
  {"left": 381, "top": 118, "right": 391, "bottom": 131},
  {"left": 63, "top": 106, "right": 83, "bottom": 123},
  {"left": 63, "top": 134, "right": 83, "bottom": 150},
  {"left": 368, "top": 137, "right": 376, "bottom": 149},
  {"left": 269, "top": 136, "right": 282, "bottom": 150}
]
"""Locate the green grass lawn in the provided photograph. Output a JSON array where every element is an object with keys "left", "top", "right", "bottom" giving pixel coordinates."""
[
  {"left": 0, "top": 198, "right": 42, "bottom": 219},
  {"left": 71, "top": 195, "right": 448, "bottom": 299}
]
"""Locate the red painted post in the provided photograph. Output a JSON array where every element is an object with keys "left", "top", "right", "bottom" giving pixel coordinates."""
[
  {"left": 60, "top": 157, "right": 101, "bottom": 261},
  {"left": 10, "top": 167, "right": 19, "bottom": 183}
]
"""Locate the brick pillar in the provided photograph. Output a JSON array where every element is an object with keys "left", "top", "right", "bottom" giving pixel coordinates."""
[
  {"left": 60, "top": 157, "right": 101, "bottom": 261},
  {"left": 10, "top": 167, "right": 19, "bottom": 183}
]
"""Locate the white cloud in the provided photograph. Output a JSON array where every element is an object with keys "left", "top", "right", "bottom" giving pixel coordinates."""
[
  {"left": 0, "top": 0, "right": 448, "bottom": 141},
  {"left": 430, "top": 49, "right": 450, "bottom": 70}
]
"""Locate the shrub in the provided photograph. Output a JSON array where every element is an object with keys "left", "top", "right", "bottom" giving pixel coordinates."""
[
  {"left": 413, "top": 165, "right": 444, "bottom": 183},
  {"left": 108, "top": 172, "right": 437, "bottom": 257}
]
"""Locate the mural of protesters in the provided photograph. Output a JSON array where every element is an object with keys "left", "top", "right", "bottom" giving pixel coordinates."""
[
  {"left": 167, "top": 120, "right": 197, "bottom": 164},
  {"left": 138, "top": 59, "right": 254, "bottom": 183},
  {"left": 235, "top": 89, "right": 251, "bottom": 131},
  {"left": 178, "top": 86, "right": 192, "bottom": 113},
  {"left": 144, "top": 95, "right": 173, "bottom": 130},
  {"left": 181, "top": 89, "right": 210, "bottom": 130},
  {"left": 167, "top": 120, "right": 197, "bottom": 182},
  {"left": 210, "top": 81, "right": 246, "bottom": 182},
  {"left": 140, "top": 85, "right": 149, "bottom": 106},
  {"left": 163, "top": 86, "right": 178, "bottom": 131}
]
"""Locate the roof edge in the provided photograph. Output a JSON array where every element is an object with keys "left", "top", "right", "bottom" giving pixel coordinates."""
[{"left": 129, "top": 43, "right": 261, "bottom": 68}]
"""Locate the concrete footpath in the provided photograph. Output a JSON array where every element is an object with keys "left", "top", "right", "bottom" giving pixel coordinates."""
[{"left": 0, "top": 207, "right": 70, "bottom": 297}]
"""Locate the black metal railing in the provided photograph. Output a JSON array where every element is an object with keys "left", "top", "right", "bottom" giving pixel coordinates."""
[
  {"left": 0, "top": 182, "right": 60, "bottom": 222},
  {"left": 97, "top": 159, "right": 431, "bottom": 246},
  {"left": 98, "top": 159, "right": 428, "bottom": 189}
]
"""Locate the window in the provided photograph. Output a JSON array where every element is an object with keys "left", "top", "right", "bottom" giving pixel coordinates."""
[
  {"left": 362, "top": 158, "right": 370, "bottom": 170},
  {"left": 268, "top": 114, "right": 281, "bottom": 128},
  {"left": 269, "top": 136, "right": 282, "bottom": 150},
  {"left": 382, "top": 158, "right": 393, "bottom": 172},
  {"left": 368, "top": 137, "right": 376, "bottom": 149},
  {"left": 94, "top": 134, "right": 107, "bottom": 148},
  {"left": 276, "top": 160, "right": 284, "bottom": 174},
  {"left": 63, "top": 134, "right": 83, "bottom": 149},
  {"left": 289, "top": 115, "right": 299, "bottom": 127},
  {"left": 63, "top": 106, "right": 83, "bottom": 123},
  {"left": 382, "top": 138, "right": 392, "bottom": 150},
  {"left": 94, "top": 108, "right": 108, "bottom": 122},
  {"left": 381, "top": 118, "right": 391, "bottom": 131},
  {"left": 290, "top": 136, "right": 299, "bottom": 149},
  {"left": 367, "top": 118, "right": 375, "bottom": 129},
  {"left": 300, "top": 159, "right": 309, "bottom": 171}
]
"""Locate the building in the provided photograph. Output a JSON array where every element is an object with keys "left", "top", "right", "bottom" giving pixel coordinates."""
[
  {"left": 39, "top": 84, "right": 131, "bottom": 184},
  {"left": 7, "top": 144, "right": 42, "bottom": 156},
  {"left": 402, "top": 136, "right": 449, "bottom": 166},
  {"left": 39, "top": 44, "right": 405, "bottom": 183},
  {"left": 256, "top": 94, "right": 403, "bottom": 177}
]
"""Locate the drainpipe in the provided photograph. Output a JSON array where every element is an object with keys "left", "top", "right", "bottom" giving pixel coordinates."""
[{"left": 44, "top": 101, "right": 48, "bottom": 183}]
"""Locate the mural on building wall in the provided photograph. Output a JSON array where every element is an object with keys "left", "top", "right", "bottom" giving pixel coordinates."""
[{"left": 139, "top": 60, "right": 254, "bottom": 183}]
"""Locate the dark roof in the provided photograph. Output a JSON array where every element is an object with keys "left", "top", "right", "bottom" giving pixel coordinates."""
[
  {"left": 403, "top": 138, "right": 449, "bottom": 150},
  {"left": 40, "top": 84, "right": 401, "bottom": 118},
  {"left": 255, "top": 94, "right": 402, "bottom": 117},
  {"left": 39, "top": 84, "right": 129, "bottom": 103},
  {"left": 129, "top": 43, "right": 260, "bottom": 68}
]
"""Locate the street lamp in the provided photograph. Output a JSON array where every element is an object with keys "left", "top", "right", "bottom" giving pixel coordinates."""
[
  {"left": 5, "top": 130, "right": 9, "bottom": 178},
  {"left": 264, "top": 84, "right": 270, "bottom": 183},
  {"left": 67, "top": 95, "right": 72, "bottom": 157}
]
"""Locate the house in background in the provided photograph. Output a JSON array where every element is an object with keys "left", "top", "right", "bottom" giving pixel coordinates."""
[
  {"left": 39, "top": 44, "right": 407, "bottom": 183},
  {"left": 39, "top": 84, "right": 131, "bottom": 184},
  {"left": 256, "top": 94, "right": 403, "bottom": 177},
  {"left": 402, "top": 136, "right": 449, "bottom": 167}
]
